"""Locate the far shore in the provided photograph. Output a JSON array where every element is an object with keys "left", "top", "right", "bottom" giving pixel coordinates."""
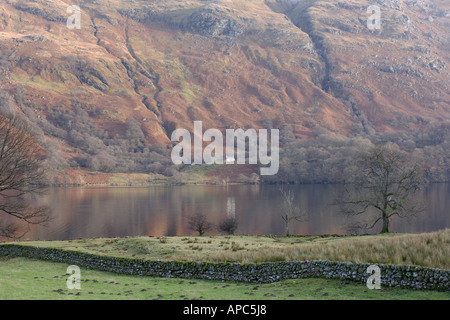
[{"left": 49, "top": 167, "right": 450, "bottom": 188}]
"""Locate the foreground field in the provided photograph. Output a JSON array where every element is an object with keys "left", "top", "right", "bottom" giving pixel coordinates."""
[
  {"left": 1, "top": 257, "right": 448, "bottom": 300},
  {"left": 14, "top": 229, "right": 450, "bottom": 269}
]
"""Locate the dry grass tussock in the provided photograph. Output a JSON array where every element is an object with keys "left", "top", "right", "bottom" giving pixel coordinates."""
[{"left": 208, "top": 229, "right": 450, "bottom": 269}]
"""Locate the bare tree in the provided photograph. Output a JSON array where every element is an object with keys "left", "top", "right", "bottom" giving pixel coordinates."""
[
  {"left": 0, "top": 114, "right": 49, "bottom": 238},
  {"left": 339, "top": 144, "right": 424, "bottom": 234},
  {"left": 279, "top": 187, "right": 307, "bottom": 236},
  {"left": 187, "top": 213, "right": 213, "bottom": 236},
  {"left": 218, "top": 216, "right": 238, "bottom": 235}
]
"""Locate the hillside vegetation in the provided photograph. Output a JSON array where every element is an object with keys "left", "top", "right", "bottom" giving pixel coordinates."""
[{"left": 0, "top": 0, "right": 449, "bottom": 183}]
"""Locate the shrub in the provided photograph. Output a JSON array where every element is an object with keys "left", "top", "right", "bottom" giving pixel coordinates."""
[
  {"left": 188, "top": 213, "right": 213, "bottom": 236},
  {"left": 218, "top": 217, "right": 238, "bottom": 235}
]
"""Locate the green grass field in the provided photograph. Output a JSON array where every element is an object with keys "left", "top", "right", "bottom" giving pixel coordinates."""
[{"left": 1, "top": 257, "right": 448, "bottom": 300}]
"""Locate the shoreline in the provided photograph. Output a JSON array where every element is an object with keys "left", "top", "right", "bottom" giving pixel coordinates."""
[{"left": 48, "top": 169, "right": 450, "bottom": 188}]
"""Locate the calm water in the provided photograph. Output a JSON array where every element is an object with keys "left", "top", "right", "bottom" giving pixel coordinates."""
[{"left": 25, "top": 183, "right": 450, "bottom": 241}]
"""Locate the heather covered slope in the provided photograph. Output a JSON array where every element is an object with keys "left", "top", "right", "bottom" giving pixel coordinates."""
[{"left": 0, "top": 0, "right": 449, "bottom": 180}]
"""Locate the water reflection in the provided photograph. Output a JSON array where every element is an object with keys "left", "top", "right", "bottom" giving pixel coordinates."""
[{"left": 26, "top": 184, "right": 450, "bottom": 241}]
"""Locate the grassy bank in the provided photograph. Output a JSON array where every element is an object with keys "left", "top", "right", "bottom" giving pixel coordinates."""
[
  {"left": 1, "top": 257, "right": 448, "bottom": 300},
  {"left": 11, "top": 229, "right": 450, "bottom": 269}
]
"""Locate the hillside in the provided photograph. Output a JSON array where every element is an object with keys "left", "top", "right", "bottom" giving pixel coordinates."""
[{"left": 0, "top": 0, "right": 449, "bottom": 182}]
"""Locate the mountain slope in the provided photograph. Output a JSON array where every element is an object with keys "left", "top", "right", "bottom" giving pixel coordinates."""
[{"left": 0, "top": 0, "right": 449, "bottom": 178}]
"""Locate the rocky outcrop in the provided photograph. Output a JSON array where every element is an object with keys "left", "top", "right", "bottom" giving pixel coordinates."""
[
  {"left": 6, "top": 0, "right": 66, "bottom": 22},
  {"left": 183, "top": 10, "right": 246, "bottom": 37}
]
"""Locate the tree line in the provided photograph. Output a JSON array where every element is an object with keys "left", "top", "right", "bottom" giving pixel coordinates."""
[{"left": 262, "top": 123, "right": 450, "bottom": 184}]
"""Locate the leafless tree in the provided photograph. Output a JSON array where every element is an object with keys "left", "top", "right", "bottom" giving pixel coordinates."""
[
  {"left": 218, "top": 216, "right": 238, "bottom": 235},
  {"left": 187, "top": 213, "right": 213, "bottom": 236},
  {"left": 279, "top": 187, "right": 307, "bottom": 236},
  {"left": 0, "top": 114, "right": 49, "bottom": 238},
  {"left": 339, "top": 144, "right": 424, "bottom": 234}
]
